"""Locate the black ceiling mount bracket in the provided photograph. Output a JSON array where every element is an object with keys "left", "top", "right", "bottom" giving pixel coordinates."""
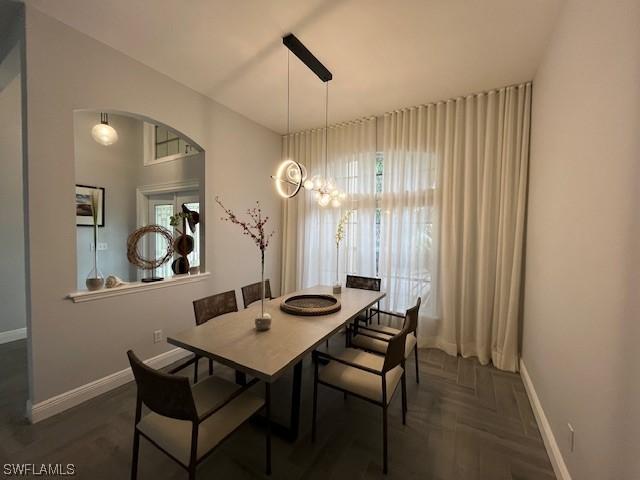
[{"left": 283, "top": 33, "right": 333, "bottom": 83}]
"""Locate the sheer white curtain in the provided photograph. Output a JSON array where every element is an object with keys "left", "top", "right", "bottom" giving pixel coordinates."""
[
  {"left": 280, "top": 118, "right": 377, "bottom": 293},
  {"left": 381, "top": 83, "right": 531, "bottom": 371}
]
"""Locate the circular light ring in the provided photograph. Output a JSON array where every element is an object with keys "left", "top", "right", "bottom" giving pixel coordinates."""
[{"left": 274, "top": 159, "right": 303, "bottom": 198}]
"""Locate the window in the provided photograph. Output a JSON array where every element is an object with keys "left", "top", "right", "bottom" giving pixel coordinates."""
[
  {"left": 144, "top": 190, "right": 200, "bottom": 280},
  {"left": 153, "top": 203, "right": 174, "bottom": 279},
  {"left": 143, "top": 123, "right": 198, "bottom": 166},
  {"left": 154, "top": 125, "right": 195, "bottom": 160}
]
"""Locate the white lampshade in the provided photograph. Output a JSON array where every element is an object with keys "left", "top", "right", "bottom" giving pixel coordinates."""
[
  {"left": 91, "top": 120, "right": 118, "bottom": 146},
  {"left": 318, "top": 193, "right": 331, "bottom": 207}
]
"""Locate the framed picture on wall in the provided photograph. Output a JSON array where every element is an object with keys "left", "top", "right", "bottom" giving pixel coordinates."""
[{"left": 75, "top": 185, "right": 105, "bottom": 227}]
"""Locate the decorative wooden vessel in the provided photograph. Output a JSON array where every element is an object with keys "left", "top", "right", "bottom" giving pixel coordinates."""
[{"left": 280, "top": 294, "right": 341, "bottom": 316}]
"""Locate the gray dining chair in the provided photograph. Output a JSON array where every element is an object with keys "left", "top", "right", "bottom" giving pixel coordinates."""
[
  {"left": 241, "top": 279, "right": 272, "bottom": 309},
  {"left": 127, "top": 350, "right": 270, "bottom": 480},
  {"left": 345, "top": 274, "right": 382, "bottom": 325},
  {"left": 170, "top": 290, "right": 239, "bottom": 383},
  {"left": 311, "top": 305, "right": 416, "bottom": 474},
  {"left": 351, "top": 297, "right": 422, "bottom": 384}
]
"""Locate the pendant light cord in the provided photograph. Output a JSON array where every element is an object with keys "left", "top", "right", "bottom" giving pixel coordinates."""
[
  {"left": 324, "top": 81, "right": 329, "bottom": 179},
  {"left": 287, "top": 51, "right": 291, "bottom": 136}
]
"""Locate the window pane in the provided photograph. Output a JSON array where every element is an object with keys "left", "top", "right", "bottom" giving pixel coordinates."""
[
  {"left": 167, "top": 139, "right": 179, "bottom": 156},
  {"left": 154, "top": 204, "right": 174, "bottom": 278},
  {"left": 156, "top": 142, "right": 167, "bottom": 158}
]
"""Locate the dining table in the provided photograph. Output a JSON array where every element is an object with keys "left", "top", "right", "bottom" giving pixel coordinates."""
[{"left": 167, "top": 285, "right": 386, "bottom": 441}]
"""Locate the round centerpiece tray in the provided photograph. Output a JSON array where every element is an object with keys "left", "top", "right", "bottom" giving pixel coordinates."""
[{"left": 280, "top": 294, "right": 341, "bottom": 316}]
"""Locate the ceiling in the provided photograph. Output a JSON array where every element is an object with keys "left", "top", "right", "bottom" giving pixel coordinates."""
[{"left": 26, "top": 0, "right": 562, "bottom": 134}]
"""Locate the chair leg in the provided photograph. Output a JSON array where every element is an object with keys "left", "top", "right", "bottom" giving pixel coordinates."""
[
  {"left": 265, "top": 383, "right": 272, "bottom": 475},
  {"left": 193, "top": 357, "right": 199, "bottom": 384},
  {"left": 130, "top": 430, "right": 140, "bottom": 480},
  {"left": 312, "top": 359, "right": 318, "bottom": 443},
  {"left": 401, "top": 372, "right": 407, "bottom": 425},
  {"left": 382, "top": 406, "right": 388, "bottom": 474},
  {"left": 414, "top": 347, "right": 420, "bottom": 384},
  {"left": 235, "top": 371, "right": 247, "bottom": 385},
  {"left": 208, "top": 358, "right": 213, "bottom": 376},
  {"left": 188, "top": 464, "right": 196, "bottom": 480}
]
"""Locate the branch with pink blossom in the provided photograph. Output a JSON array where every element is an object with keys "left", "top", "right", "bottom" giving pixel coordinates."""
[
  {"left": 215, "top": 196, "right": 275, "bottom": 324},
  {"left": 215, "top": 197, "right": 274, "bottom": 252}
]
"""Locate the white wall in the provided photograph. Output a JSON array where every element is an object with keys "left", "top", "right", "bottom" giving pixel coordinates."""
[
  {"left": 74, "top": 112, "right": 140, "bottom": 286},
  {"left": 0, "top": 45, "right": 26, "bottom": 336},
  {"left": 24, "top": 7, "right": 282, "bottom": 405},
  {"left": 522, "top": 0, "right": 640, "bottom": 478}
]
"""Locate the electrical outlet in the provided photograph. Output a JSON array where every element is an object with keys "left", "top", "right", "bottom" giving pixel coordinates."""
[
  {"left": 568, "top": 423, "right": 575, "bottom": 452},
  {"left": 153, "top": 330, "right": 163, "bottom": 344},
  {"left": 90, "top": 242, "right": 108, "bottom": 251}
]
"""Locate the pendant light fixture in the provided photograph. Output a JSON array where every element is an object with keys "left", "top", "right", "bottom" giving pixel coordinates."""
[
  {"left": 273, "top": 50, "right": 307, "bottom": 199},
  {"left": 272, "top": 34, "right": 345, "bottom": 208},
  {"left": 91, "top": 112, "right": 118, "bottom": 146},
  {"left": 308, "top": 81, "right": 345, "bottom": 208}
]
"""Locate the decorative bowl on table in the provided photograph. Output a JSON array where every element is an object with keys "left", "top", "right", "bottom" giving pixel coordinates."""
[{"left": 280, "top": 294, "right": 341, "bottom": 316}]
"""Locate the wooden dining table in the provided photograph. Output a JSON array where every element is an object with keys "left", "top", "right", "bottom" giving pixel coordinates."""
[{"left": 167, "top": 285, "right": 385, "bottom": 441}]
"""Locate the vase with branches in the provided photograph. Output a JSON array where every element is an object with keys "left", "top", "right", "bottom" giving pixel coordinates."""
[
  {"left": 216, "top": 197, "right": 274, "bottom": 330},
  {"left": 85, "top": 191, "right": 104, "bottom": 291},
  {"left": 334, "top": 209, "right": 353, "bottom": 294}
]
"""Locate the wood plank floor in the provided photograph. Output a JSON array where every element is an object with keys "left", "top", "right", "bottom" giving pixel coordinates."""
[{"left": 0, "top": 339, "right": 555, "bottom": 479}]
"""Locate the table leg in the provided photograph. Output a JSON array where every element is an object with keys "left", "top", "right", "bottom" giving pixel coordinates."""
[
  {"left": 265, "top": 382, "right": 272, "bottom": 475},
  {"left": 253, "top": 360, "right": 303, "bottom": 442}
]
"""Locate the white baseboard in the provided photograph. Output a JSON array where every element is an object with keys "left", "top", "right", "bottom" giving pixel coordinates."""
[
  {"left": 0, "top": 327, "right": 26, "bottom": 345},
  {"left": 28, "top": 348, "right": 190, "bottom": 424},
  {"left": 520, "top": 358, "right": 572, "bottom": 480}
]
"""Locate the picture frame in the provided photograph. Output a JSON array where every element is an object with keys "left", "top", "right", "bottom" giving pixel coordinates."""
[{"left": 75, "top": 185, "right": 105, "bottom": 227}]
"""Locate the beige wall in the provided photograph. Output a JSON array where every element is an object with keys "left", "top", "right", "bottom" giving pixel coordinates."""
[
  {"left": 522, "top": 0, "right": 640, "bottom": 478},
  {"left": 25, "top": 7, "right": 282, "bottom": 405}
]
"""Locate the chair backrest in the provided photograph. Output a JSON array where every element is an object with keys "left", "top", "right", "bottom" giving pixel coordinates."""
[
  {"left": 404, "top": 297, "right": 421, "bottom": 334},
  {"left": 193, "top": 290, "right": 238, "bottom": 325},
  {"left": 383, "top": 299, "right": 421, "bottom": 372},
  {"left": 345, "top": 275, "right": 381, "bottom": 292},
  {"left": 241, "top": 279, "right": 272, "bottom": 309},
  {"left": 127, "top": 350, "right": 197, "bottom": 421},
  {"left": 382, "top": 320, "right": 412, "bottom": 372}
]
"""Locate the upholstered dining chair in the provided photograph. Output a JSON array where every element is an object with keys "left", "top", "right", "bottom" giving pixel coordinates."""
[
  {"left": 170, "top": 290, "right": 239, "bottom": 383},
  {"left": 311, "top": 308, "right": 415, "bottom": 474},
  {"left": 241, "top": 279, "right": 272, "bottom": 309},
  {"left": 351, "top": 297, "right": 422, "bottom": 384},
  {"left": 127, "top": 350, "right": 270, "bottom": 480}
]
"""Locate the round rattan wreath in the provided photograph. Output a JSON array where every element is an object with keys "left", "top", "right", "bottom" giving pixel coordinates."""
[{"left": 127, "top": 225, "right": 174, "bottom": 270}]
